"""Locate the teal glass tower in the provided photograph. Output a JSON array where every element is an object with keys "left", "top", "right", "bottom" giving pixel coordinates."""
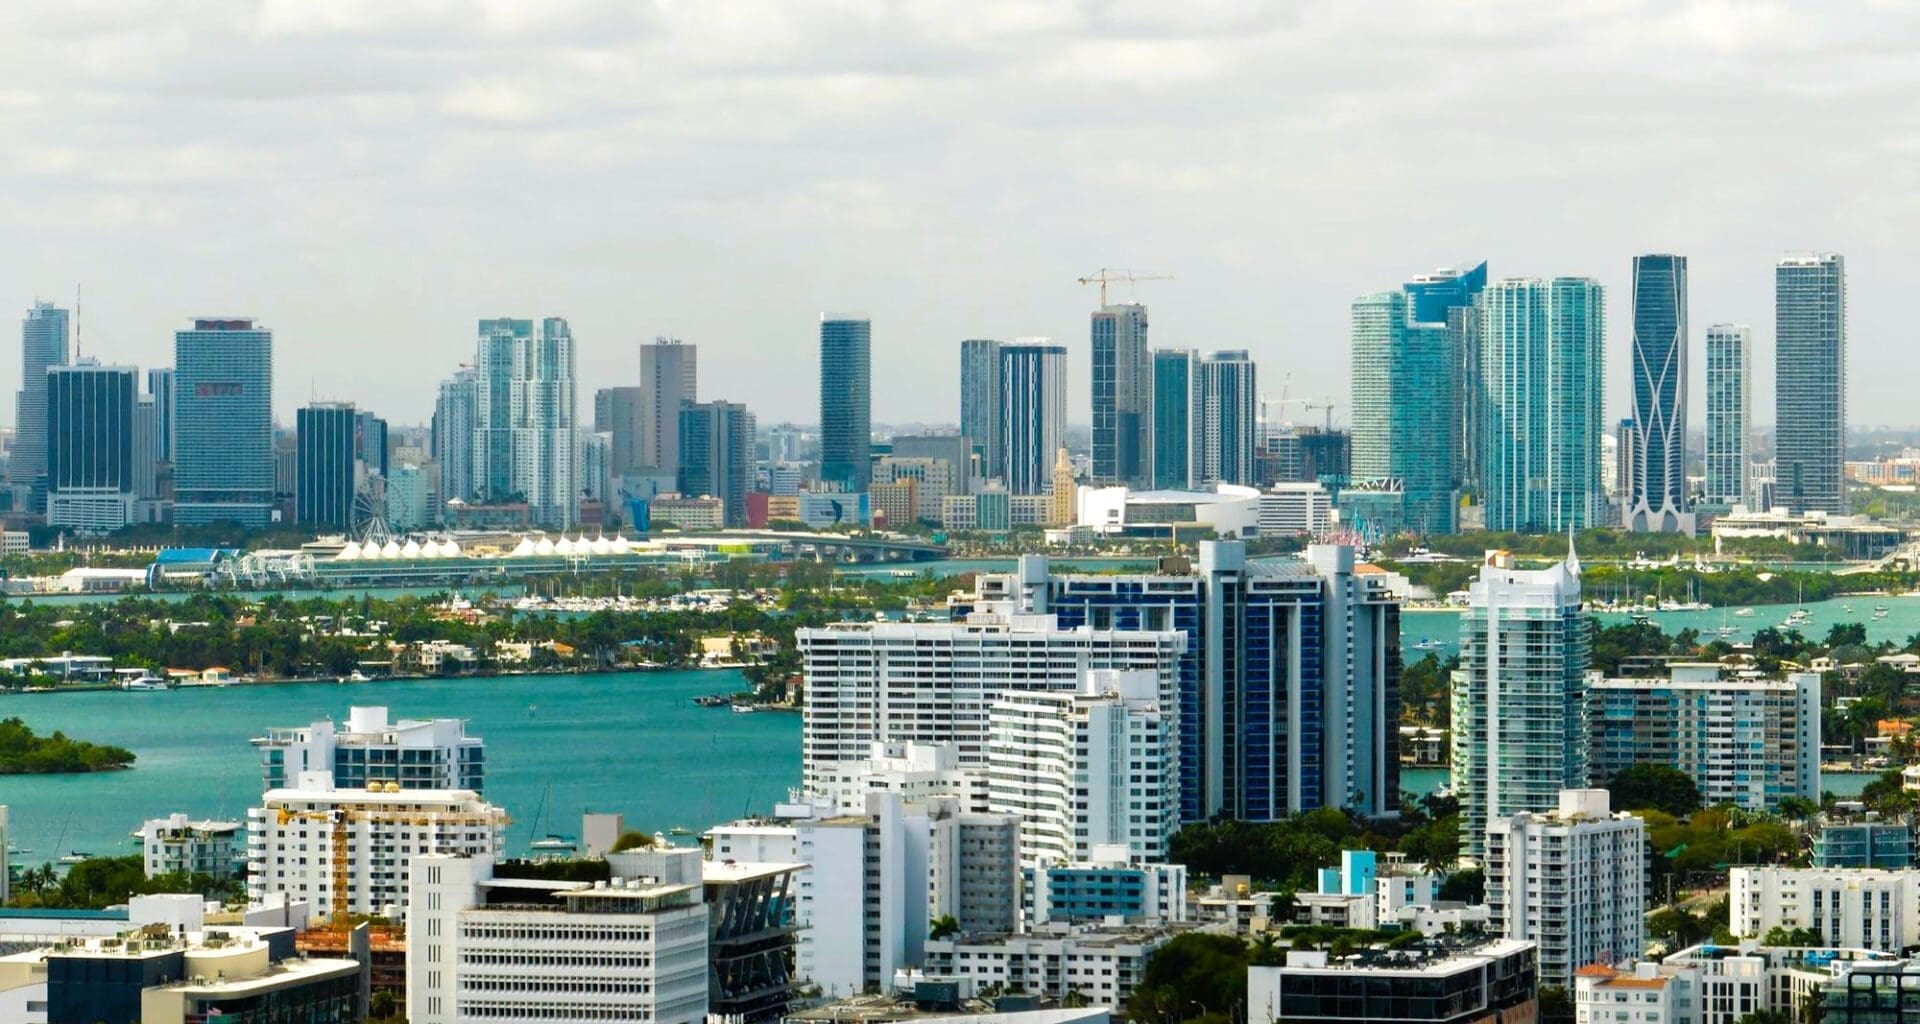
[
  {"left": 174, "top": 318, "right": 274, "bottom": 527},
  {"left": 1478, "top": 278, "right": 1605, "bottom": 533},
  {"left": 819, "top": 316, "right": 872, "bottom": 492},
  {"left": 1149, "top": 349, "right": 1198, "bottom": 490},
  {"left": 1349, "top": 290, "right": 1457, "bottom": 535},
  {"left": 1775, "top": 253, "right": 1846, "bottom": 515}
]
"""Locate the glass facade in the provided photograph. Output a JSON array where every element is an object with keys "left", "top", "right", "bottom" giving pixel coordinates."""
[
  {"left": 1350, "top": 291, "right": 1457, "bottom": 535},
  {"left": 1478, "top": 278, "right": 1605, "bottom": 533},
  {"left": 998, "top": 343, "right": 1066, "bottom": 495},
  {"left": 174, "top": 319, "right": 274, "bottom": 527},
  {"left": 1198, "top": 350, "right": 1256, "bottom": 487},
  {"left": 45, "top": 362, "right": 137, "bottom": 520},
  {"left": 296, "top": 403, "right": 358, "bottom": 530},
  {"left": 14, "top": 301, "right": 70, "bottom": 511},
  {"left": 819, "top": 317, "right": 872, "bottom": 492},
  {"left": 1149, "top": 349, "right": 1196, "bottom": 490},
  {"left": 960, "top": 338, "right": 1001, "bottom": 479},
  {"left": 678, "top": 400, "right": 756, "bottom": 527},
  {"left": 1704, "top": 324, "right": 1753, "bottom": 507},
  {"left": 1776, "top": 253, "right": 1846, "bottom": 515},
  {"left": 1091, "top": 303, "right": 1148, "bottom": 485},
  {"left": 1627, "top": 254, "right": 1690, "bottom": 530}
]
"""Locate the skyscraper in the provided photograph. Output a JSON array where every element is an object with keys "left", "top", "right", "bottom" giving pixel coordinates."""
[
  {"left": 433, "top": 368, "right": 477, "bottom": 508},
  {"left": 1149, "top": 349, "right": 1199, "bottom": 490},
  {"left": 296, "top": 403, "right": 359, "bottom": 530},
  {"left": 355, "top": 410, "right": 388, "bottom": 480},
  {"left": 678, "top": 399, "right": 756, "bottom": 527},
  {"left": 998, "top": 341, "right": 1066, "bottom": 496},
  {"left": 594, "top": 385, "right": 645, "bottom": 479},
  {"left": 173, "top": 318, "right": 274, "bottom": 527},
  {"left": 1350, "top": 290, "right": 1458, "bottom": 535},
  {"left": 1625, "top": 254, "right": 1690, "bottom": 532},
  {"left": 960, "top": 338, "right": 1002, "bottom": 480},
  {"left": 45, "top": 360, "right": 137, "bottom": 533},
  {"left": 639, "top": 337, "right": 697, "bottom": 477},
  {"left": 1452, "top": 549, "right": 1590, "bottom": 856},
  {"left": 145, "top": 367, "right": 173, "bottom": 464},
  {"left": 471, "top": 317, "right": 578, "bottom": 527},
  {"left": 1775, "top": 253, "right": 1846, "bottom": 514},
  {"left": 819, "top": 316, "right": 872, "bottom": 492},
  {"left": 14, "top": 302, "right": 69, "bottom": 511},
  {"left": 1197, "top": 350, "right": 1256, "bottom": 487},
  {"left": 1091, "top": 303, "right": 1149, "bottom": 485},
  {"left": 1404, "top": 262, "right": 1487, "bottom": 496},
  {"left": 1705, "top": 324, "right": 1753, "bottom": 508},
  {"left": 1478, "top": 278, "right": 1605, "bottom": 533}
]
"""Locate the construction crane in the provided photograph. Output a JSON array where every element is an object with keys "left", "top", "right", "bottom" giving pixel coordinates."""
[
  {"left": 1302, "top": 398, "right": 1340, "bottom": 433},
  {"left": 275, "top": 791, "right": 508, "bottom": 927},
  {"left": 1077, "top": 268, "right": 1173, "bottom": 306},
  {"left": 1260, "top": 395, "right": 1310, "bottom": 431}
]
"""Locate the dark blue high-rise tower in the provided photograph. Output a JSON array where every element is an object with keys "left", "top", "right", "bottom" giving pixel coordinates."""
[
  {"left": 819, "top": 316, "right": 872, "bottom": 492},
  {"left": 1626, "top": 254, "right": 1690, "bottom": 532}
]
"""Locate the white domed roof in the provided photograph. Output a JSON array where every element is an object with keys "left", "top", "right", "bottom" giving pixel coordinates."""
[
  {"left": 511, "top": 537, "right": 536, "bottom": 557},
  {"left": 442, "top": 539, "right": 463, "bottom": 557},
  {"left": 381, "top": 540, "right": 402, "bottom": 559},
  {"left": 420, "top": 539, "right": 442, "bottom": 558},
  {"left": 610, "top": 536, "right": 631, "bottom": 555},
  {"left": 591, "top": 535, "right": 613, "bottom": 555},
  {"left": 534, "top": 536, "right": 556, "bottom": 556},
  {"left": 337, "top": 541, "right": 362, "bottom": 561},
  {"left": 555, "top": 536, "right": 575, "bottom": 555},
  {"left": 401, "top": 539, "right": 422, "bottom": 559}
]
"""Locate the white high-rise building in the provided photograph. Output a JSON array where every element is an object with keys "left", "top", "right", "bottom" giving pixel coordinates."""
[
  {"left": 1730, "top": 866, "right": 1920, "bottom": 952},
  {"left": 1705, "top": 324, "right": 1753, "bottom": 508},
  {"left": 796, "top": 612, "right": 1183, "bottom": 787},
  {"left": 1486, "top": 789, "right": 1646, "bottom": 987},
  {"left": 809, "top": 741, "right": 990, "bottom": 814},
  {"left": 252, "top": 706, "right": 485, "bottom": 793},
  {"left": 246, "top": 775, "right": 506, "bottom": 923},
  {"left": 407, "top": 852, "right": 710, "bottom": 1024},
  {"left": 987, "top": 669, "right": 1177, "bottom": 864},
  {"left": 1453, "top": 547, "right": 1590, "bottom": 854},
  {"left": 706, "top": 790, "right": 1019, "bottom": 999},
  {"left": 472, "top": 316, "right": 578, "bottom": 527}
]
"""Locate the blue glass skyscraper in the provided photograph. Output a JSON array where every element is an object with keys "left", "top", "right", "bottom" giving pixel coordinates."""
[
  {"left": 14, "top": 302, "right": 69, "bottom": 511},
  {"left": 1479, "top": 278, "right": 1605, "bottom": 533},
  {"left": 296, "top": 403, "right": 359, "bottom": 530},
  {"left": 1091, "top": 303, "right": 1148, "bottom": 485},
  {"left": 1775, "top": 253, "right": 1846, "bottom": 514},
  {"left": 819, "top": 316, "right": 872, "bottom": 492},
  {"left": 46, "top": 360, "right": 137, "bottom": 533},
  {"left": 173, "top": 318, "right": 274, "bottom": 527},
  {"left": 1625, "top": 254, "right": 1690, "bottom": 532},
  {"left": 1198, "top": 351, "right": 1256, "bottom": 487},
  {"left": 1149, "top": 349, "right": 1198, "bottom": 490},
  {"left": 1350, "top": 290, "right": 1457, "bottom": 534},
  {"left": 999, "top": 342, "right": 1066, "bottom": 495},
  {"left": 1403, "top": 262, "right": 1486, "bottom": 498}
]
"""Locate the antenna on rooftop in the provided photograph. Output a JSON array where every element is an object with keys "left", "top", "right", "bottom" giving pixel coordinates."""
[{"left": 73, "top": 282, "right": 82, "bottom": 360}]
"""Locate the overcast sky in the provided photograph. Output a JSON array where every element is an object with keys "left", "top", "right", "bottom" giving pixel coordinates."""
[{"left": 0, "top": 0, "right": 1913, "bottom": 432}]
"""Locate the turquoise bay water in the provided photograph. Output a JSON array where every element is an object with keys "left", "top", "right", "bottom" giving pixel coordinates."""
[
  {"left": 0, "top": 670, "right": 798, "bottom": 868},
  {"left": 4, "top": 588, "right": 1905, "bottom": 869}
]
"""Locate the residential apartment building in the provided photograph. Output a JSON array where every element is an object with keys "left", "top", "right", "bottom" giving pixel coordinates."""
[
  {"left": 986, "top": 669, "right": 1178, "bottom": 864},
  {"left": 139, "top": 813, "right": 244, "bottom": 881},
  {"left": 1588, "top": 665, "right": 1821, "bottom": 811},
  {"left": 1350, "top": 289, "right": 1458, "bottom": 534},
  {"left": 1478, "top": 277, "right": 1606, "bottom": 532},
  {"left": 1486, "top": 789, "right": 1646, "bottom": 987},
  {"left": 173, "top": 318, "right": 274, "bottom": 526},
  {"left": 1704, "top": 324, "right": 1753, "bottom": 508},
  {"left": 1774, "top": 253, "right": 1846, "bottom": 515},
  {"left": 920, "top": 926, "right": 1173, "bottom": 1008},
  {"left": 253, "top": 706, "right": 485, "bottom": 793},
  {"left": 1024, "top": 849, "right": 1188, "bottom": 928},
  {"left": 1730, "top": 867, "right": 1920, "bottom": 952},
  {"left": 1247, "top": 937, "right": 1538, "bottom": 1024}
]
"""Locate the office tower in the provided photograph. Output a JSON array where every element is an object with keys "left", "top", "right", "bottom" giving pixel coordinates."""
[
  {"left": 987, "top": 669, "right": 1177, "bottom": 864},
  {"left": 174, "top": 318, "right": 274, "bottom": 527},
  {"left": 1198, "top": 350, "right": 1257, "bottom": 487},
  {"left": 1486, "top": 789, "right": 1646, "bottom": 987},
  {"left": 1150, "top": 349, "right": 1200, "bottom": 489},
  {"left": 296, "top": 403, "right": 358, "bottom": 530},
  {"left": 1478, "top": 277, "right": 1605, "bottom": 533},
  {"left": 819, "top": 316, "right": 872, "bottom": 491},
  {"left": 471, "top": 317, "right": 578, "bottom": 527},
  {"left": 639, "top": 337, "right": 697, "bottom": 476},
  {"left": 678, "top": 399, "right": 756, "bottom": 527},
  {"left": 998, "top": 341, "right": 1066, "bottom": 495},
  {"left": 432, "top": 369, "right": 476, "bottom": 508},
  {"left": 1775, "top": 253, "right": 1847, "bottom": 514},
  {"left": 408, "top": 852, "right": 713, "bottom": 1024},
  {"left": 1705, "top": 324, "right": 1754, "bottom": 507},
  {"left": 1588, "top": 665, "right": 1820, "bottom": 811},
  {"left": 1350, "top": 290, "right": 1458, "bottom": 534},
  {"left": 796, "top": 615, "right": 1184, "bottom": 787},
  {"left": 145, "top": 367, "right": 173, "bottom": 463},
  {"left": 45, "top": 360, "right": 138, "bottom": 532},
  {"left": 254, "top": 706, "right": 486, "bottom": 793},
  {"left": 1091, "top": 302, "right": 1149, "bottom": 485},
  {"left": 975, "top": 542, "right": 1401, "bottom": 823},
  {"left": 13, "top": 302, "right": 69, "bottom": 511},
  {"left": 582, "top": 430, "right": 613, "bottom": 502},
  {"left": 1626, "top": 254, "right": 1690, "bottom": 532},
  {"left": 1404, "top": 261, "right": 1488, "bottom": 496},
  {"left": 355, "top": 409, "right": 388, "bottom": 479},
  {"left": 1452, "top": 549, "right": 1589, "bottom": 855},
  {"left": 960, "top": 338, "right": 1002, "bottom": 479},
  {"left": 132, "top": 396, "right": 159, "bottom": 503},
  {"left": 594, "top": 384, "right": 645, "bottom": 477}
]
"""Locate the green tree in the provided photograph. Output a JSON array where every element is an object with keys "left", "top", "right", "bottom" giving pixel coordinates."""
[
  {"left": 929, "top": 914, "right": 959, "bottom": 940},
  {"left": 1125, "top": 933, "right": 1252, "bottom": 1023},
  {"left": 1607, "top": 764, "right": 1702, "bottom": 816}
]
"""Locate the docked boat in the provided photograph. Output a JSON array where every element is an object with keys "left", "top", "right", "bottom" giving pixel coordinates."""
[
  {"left": 693, "top": 694, "right": 730, "bottom": 708},
  {"left": 57, "top": 851, "right": 90, "bottom": 865},
  {"left": 530, "top": 834, "right": 578, "bottom": 855},
  {"left": 1734, "top": 608, "right": 1755, "bottom": 617},
  {"left": 731, "top": 703, "right": 757, "bottom": 714},
  {"left": 118, "top": 673, "right": 169, "bottom": 691}
]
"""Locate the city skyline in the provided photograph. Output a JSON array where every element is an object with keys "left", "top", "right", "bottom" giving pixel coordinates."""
[{"left": 0, "top": 5, "right": 1913, "bottom": 429}]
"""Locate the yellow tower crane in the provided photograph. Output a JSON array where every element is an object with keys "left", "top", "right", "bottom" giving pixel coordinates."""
[{"left": 1076, "top": 268, "right": 1173, "bottom": 306}]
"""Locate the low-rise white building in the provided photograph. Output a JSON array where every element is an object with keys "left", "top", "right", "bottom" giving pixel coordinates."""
[
  {"left": 1574, "top": 962, "right": 1698, "bottom": 1024},
  {"left": 140, "top": 814, "right": 245, "bottom": 880},
  {"left": 407, "top": 853, "right": 710, "bottom": 1024},
  {"left": 246, "top": 774, "right": 506, "bottom": 923},
  {"left": 1247, "top": 938, "right": 1539, "bottom": 1024},
  {"left": 811, "top": 741, "right": 990, "bottom": 815},
  {"left": 1730, "top": 866, "right": 1920, "bottom": 952},
  {"left": 917, "top": 925, "right": 1176, "bottom": 1007},
  {"left": 1487, "top": 789, "right": 1647, "bottom": 987},
  {"left": 1258, "top": 483, "right": 1333, "bottom": 537},
  {"left": 987, "top": 669, "right": 1177, "bottom": 864}
]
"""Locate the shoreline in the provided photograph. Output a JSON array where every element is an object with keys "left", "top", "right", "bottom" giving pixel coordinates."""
[{"left": 1, "top": 661, "right": 762, "bottom": 697}]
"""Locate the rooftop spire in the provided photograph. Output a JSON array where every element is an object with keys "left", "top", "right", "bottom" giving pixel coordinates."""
[{"left": 1566, "top": 522, "right": 1581, "bottom": 578}]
